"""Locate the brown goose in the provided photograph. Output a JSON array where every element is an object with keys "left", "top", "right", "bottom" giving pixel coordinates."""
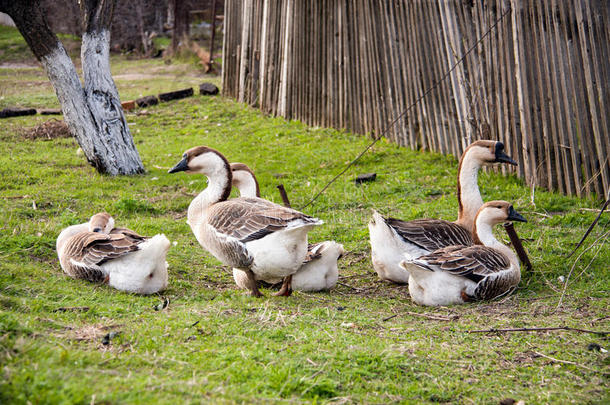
[
  {"left": 399, "top": 201, "right": 527, "bottom": 306},
  {"left": 229, "top": 162, "right": 345, "bottom": 292},
  {"left": 56, "top": 213, "right": 170, "bottom": 294},
  {"left": 368, "top": 140, "right": 517, "bottom": 283},
  {"left": 168, "top": 146, "right": 323, "bottom": 297}
]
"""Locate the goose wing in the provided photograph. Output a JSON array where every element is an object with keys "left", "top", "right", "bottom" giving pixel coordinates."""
[
  {"left": 110, "top": 227, "right": 148, "bottom": 243},
  {"left": 64, "top": 232, "right": 140, "bottom": 282},
  {"left": 417, "top": 245, "right": 517, "bottom": 300},
  {"left": 207, "top": 197, "right": 321, "bottom": 243},
  {"left": 303, "top": 242, "right": 324, "bottom": 264},
  {"left": 418, "top": 245, "right": 511, "bottom": 280},
  {"left": 386, "top": 218, "right": 473, "bottom": 251}
]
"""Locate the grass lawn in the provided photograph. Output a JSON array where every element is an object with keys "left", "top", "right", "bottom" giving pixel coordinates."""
[{"left": 0, "top": 26, "right": 608, "bottom": 404}]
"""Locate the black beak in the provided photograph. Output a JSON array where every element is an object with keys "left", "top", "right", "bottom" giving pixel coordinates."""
[
  {"left": 92, "top": 227, "right": 102, "bottom": 233},
  {"left": 495, "top": 142, "right": 518, "bottom": 166},
  {"left": 495, "top": 151, "right": 518, "bottom": 166},
  {"left": 507, "top": 206, "right": 527, "bottom": 223},
  {"left": 168, "top": 157, "right": 189, "bottom": 173}
]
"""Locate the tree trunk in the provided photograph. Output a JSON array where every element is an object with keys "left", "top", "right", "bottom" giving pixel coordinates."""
[
  {"left": 0, "top": 0, "right": 144, "bottom": 175},
  {"left": 170, "top": 0, "right": 190, "bottom": 55}
]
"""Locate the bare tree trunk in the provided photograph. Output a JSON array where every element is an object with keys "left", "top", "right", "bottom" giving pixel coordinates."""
[
  {"left": 170, "top": 0, "right": 189, "bottom": 55},
  {"left": 1, "top": 0, "right": 144, "bottom": 175}
]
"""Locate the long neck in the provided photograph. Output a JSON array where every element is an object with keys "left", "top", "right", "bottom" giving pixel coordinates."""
[
  {"left": 187, "top": 161, "right": 232, "bottom": 225},
  {"left": 473, "top": 219, "right": 519, "bottom": 267},
  {"left": 239, "top": 181, "right": 261, "bottom": 197},
  {"left": 238, "top": 174, "right": 260, "bottom": 198},
  {"left": 456, "top": 150, "right": 484, "bottom": 232}
]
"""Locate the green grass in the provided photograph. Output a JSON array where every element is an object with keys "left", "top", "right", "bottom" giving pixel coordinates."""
[{"left": 1, "top": 26, "right": 609, "bottom": 404}]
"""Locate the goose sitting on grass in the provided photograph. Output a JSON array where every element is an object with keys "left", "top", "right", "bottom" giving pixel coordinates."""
[
  {"left": 399, "top": 201, "right": 527, "bottom": 306},
  {"left": 369, "top": 140, "right": 517, "bottom": 283},
  {"left": 56, "top": 212, "right": 170, "bottom": 294},
  {"left": 229, "top": 162, "right": 345, "bottom": 292},
  {"left": 168, "top": 147, "right": 323, "bottom": 297}
]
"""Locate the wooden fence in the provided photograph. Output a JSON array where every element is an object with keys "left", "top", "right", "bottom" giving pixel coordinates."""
[{"left": 222, "top": 0, "right": 610, "bottom": 199}]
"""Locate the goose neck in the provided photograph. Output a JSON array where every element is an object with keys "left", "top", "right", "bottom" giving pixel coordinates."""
[
  {"left": 187, "top": 165, "right": 232, "bottom": 225},
  {"left": 473, "top": 219, "right": 519, "bottom": 267},
  {"left": 456, "top": 152, "right": 484, "bottom": 232}
]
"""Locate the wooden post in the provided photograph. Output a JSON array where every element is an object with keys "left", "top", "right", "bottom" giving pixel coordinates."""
[
  {"left": 276, "top": 184, "right": 291, "bottom": 208},
  {"left": 208, "top": 0, "right": 218, "bottom": 70},
  {"left": 503, "top": 222, "right": 532, "bottom": 271}
]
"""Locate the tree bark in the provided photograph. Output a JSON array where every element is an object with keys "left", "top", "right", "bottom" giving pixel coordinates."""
[
  {"left": 170, "top": 0, "right": 190, "bottom": 55},
  {"left": 0, "top": 0, "right": 144, "bottom": 175}
]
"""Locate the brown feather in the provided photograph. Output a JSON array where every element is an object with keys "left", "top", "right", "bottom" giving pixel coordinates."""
[
  {"left": 386, "top": 217, "right": 473, "bottom": 251},
  {"left": 206, "top": 197, "right": 320, "bottom": 243},
  {"left": 62, "top": 231, "right": 141, "bottom": 282}
]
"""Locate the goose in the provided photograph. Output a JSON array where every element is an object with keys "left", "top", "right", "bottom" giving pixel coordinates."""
[
  {"left": 369, "top": 140, "right": 517, "bottom": 283},
  {"left": 229, "top": 162, "right": 345, "bottom": 292},
  {"left": 399, "top": 201, "right": 527, "bottom": 306},
  {"left": 56, "top": 212, "right": 170, "bottom": 294},
  {"left": 168, "top": 146, "right": 323, "bottom": 297}
]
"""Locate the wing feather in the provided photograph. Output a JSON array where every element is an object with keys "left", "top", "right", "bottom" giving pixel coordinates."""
[
  {"left": 417, "top": 245, "right": 511, "bottom": 283},
  {"left": 62, "top": 232, "right": 141, "bottom": 282},
  {"left": 386, "top": 218, "right": 473, "bottom": 251},
  {"left": 302, "top": 242, "right": 324, "bottom": 264},
  {"left": 207, "top": 197, "right": 321, "bottom": 243},
  {"left": 110, "top": 227, "right": 148, "bottom": 243}
]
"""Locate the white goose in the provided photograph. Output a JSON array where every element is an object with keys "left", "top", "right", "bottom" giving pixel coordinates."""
[
  {"left": 56, "top": 212, "right": 170, "bottom": 294},
  {"left": 369, "top": 140, "right": 517, "bottom": 283},
  {"left": 400, "top": 201, "right": 527, "bottom": 306},
  {"left": 229, "top": 163, "right": 345, "bottom": 292},
  {"left": 168, "top": 147, "right": 323, "bottom": 297}
]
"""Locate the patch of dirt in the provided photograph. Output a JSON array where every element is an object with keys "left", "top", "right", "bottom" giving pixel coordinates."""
[
  {"left": 70, "top": 324, "right": 116, "bottom": 342},
  {"left": 21, "top": 119, "right": 71, "bottom": 140},
  {"left": 0, "top": 62, "right": 39, "bottom": 68}
]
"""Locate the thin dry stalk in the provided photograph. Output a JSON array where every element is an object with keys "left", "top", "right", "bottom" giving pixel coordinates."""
[{"left": 556, "top": 229, "right": 610, "bottom": 310}]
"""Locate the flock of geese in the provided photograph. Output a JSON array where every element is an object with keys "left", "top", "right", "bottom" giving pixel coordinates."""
[{"left": 56, "top": 139, "right": 528, "bottom": 306}]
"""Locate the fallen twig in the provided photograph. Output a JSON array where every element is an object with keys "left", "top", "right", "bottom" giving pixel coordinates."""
[
  {"left": 467, "top": 326, "right": 608, "bottom": 336},
  {"left": 53, "top": 306, "right": 90, "bottom": 312},
  {"left": 383, "top": 311, "right": 458, "bottom": 322},
  {"left": 531, "top": 349, "right": 594, "bottom": 372},
  {"left": 336, "top": 281, "right": 363, "bottom": 291}
]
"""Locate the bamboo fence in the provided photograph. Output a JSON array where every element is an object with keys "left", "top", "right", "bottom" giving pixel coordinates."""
[{"left": 222, "top": 0, "right": 610, "bottom": 199}]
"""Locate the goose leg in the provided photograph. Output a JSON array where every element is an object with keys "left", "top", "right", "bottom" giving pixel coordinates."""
[
  {"left": 245, "top": 269, "right": 263, "bottom": 297},
  {"left": 460, "top": 289, "right": 472, "bottom": 302},
  {"left": 274, "top": 275, "right": 293, "bottom": 297}
]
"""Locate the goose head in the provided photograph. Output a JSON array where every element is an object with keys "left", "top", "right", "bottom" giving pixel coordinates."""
[
  {"left": 230, "top": 162, "right": 261, "bottom": 198},
  {"left": 473, "top": 200, "right": 526, "bottom": 246},
  {"left": 464, "top": 140, "right": 517, "bottom": 167},
  {"left": 475, "top": 200, "right": 527, "bottom": 227},
  {"left": 169, "top": 145, "right": 233, "bottom": 209},
  {"left": 168, "top": 146, "right": 232, "bottom": 179},
  {"left": 88, "top": 212, "right": 115, "bottom": 233}
]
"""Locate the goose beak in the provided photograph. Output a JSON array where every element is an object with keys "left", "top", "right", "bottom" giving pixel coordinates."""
[
  {"left": 92, "top": 227, "right": 102, "bottom": 233},
  {"left": 507, "top": 206, "right": 527, "bottom": 223},
  {"left": 168, "top": 157, "right": 189, "bottom": 173},
  {"left": 495, "top": 150, "right": 518, "bottom": 166}
]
